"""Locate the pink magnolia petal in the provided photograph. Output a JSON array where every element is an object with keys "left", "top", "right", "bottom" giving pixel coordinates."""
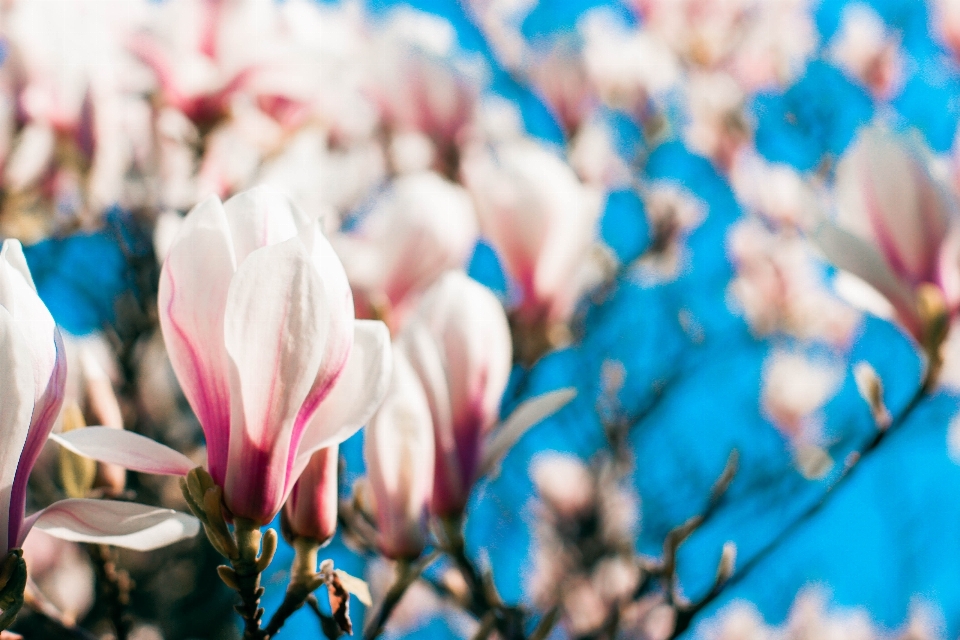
[
  {"left": 23, "top": 499, "right": 200, "bottom": 551},
  {"left": 837, "top": 129, "right": 952, "bottom": 284},
  {"left": 292, "top": 320, "right": 392, "bottom": 480},
  {"left": 158, "top": 195, "right": 236, "bottom": 484},
  {"left": 0, "top": 240, "right": 67, "bottom": 547},
  {"left": 222, "top": 185, "right": 306, "bottom": 265},
  {"left": 50, "top": 427, "right": 196, "bottom": 477},
  {"left": 282, "top": 445, "right": 339, "bottom": 544},
  {"left": 811, "top": 218, "right": 920, "bottom": 332},
  {"left": 0, "top": 306, "right": 38, "bottom": 553},
  {"left": 480, "top": 388, "right": 576, "bottom": 478},
  {"left": 364, "top": 349, "right": 434, "bottom": 559},
  {"left": 222, "top": 236, "right": 349, "bottom": 523}
]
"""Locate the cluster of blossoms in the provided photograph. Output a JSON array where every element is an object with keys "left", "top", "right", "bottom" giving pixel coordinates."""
[{"left": 3, "top": 0, "right": 960, "bottom": 639}]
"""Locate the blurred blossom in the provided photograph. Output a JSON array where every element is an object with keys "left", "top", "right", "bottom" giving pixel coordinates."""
[
  {"left": 461, "top": 138, "right": 603, "bottom": 327},
  {"left": 703, "top": 589, "right": 938, "bottom": 640},
  {"left": 637, "top": 182, "right": 706, "bottom": 282},
  {"left": 580, "top": 9, "right": 680, "bottom": 115},
  {"left": 728, "top": 220, "right": 860, "bottom": 346},
  {"left": 157, "top": 185, "right": 391, "bottom": 524},
  {"left": 333, "top": 171, "right": 479, "bottom": 334},
  {"left": 761, "top": 350, "right": 842, "bottom": 477},
  {"left": 684, "top": 71, "right": 749, "bottom": 170},
  {"left": 281, "top": 445, "right": 339, "bottom": 546},
  {"left": 728, "top": 152, "right": 816, "bottom": 229},
  {"left": 364, "top": 350, "right": 435, "bottom": 560},
  {"left": 819, "top": 126, "right": 960, "bottom": 341},
  {"left": 398, "top": 271, "right": 512, "bottom": 517},
  {"left": 21, "top": 530, "right": 94, "bottom": 625},
  {"left": 828, "top": 4, "right": 904, "bottom": 99},
  {"left": 529, "top": 454, "right": 641, "bottom": 637}
]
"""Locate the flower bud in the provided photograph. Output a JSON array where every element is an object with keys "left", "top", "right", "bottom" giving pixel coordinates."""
[
  {"left": 364, "top": 350, "right": 435, "bottom": 559},
  {"left": 281, "top": 446, "right": 339, "bottom": 546}
]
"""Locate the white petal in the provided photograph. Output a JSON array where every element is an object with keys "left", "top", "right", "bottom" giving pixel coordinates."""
[
  {"left": 0, "top": 306, "right": 37, "bottom": 552},
  {"left": 24, "top": 499, "right": 200, "bottom": 551},
  {"left": 480, "top": 388, "right": 577, "bottom": 478},
  {"left": 157, "top": 195, "right": 236, "bottom": 482},
  {"left": 0, "top": 240, "right": 35, "bottom": 291},
  {"left": 222, "top": 185, "right": 305, "bottom": 265},
  {"left": 50, "top": 427, "right": 196, "bottom": 477},
  {"left": 293, "top": 320, "right": 392, "bottom": 478},
  {"left": 222, "top": 235, "right": 350, "bottom": 519}
]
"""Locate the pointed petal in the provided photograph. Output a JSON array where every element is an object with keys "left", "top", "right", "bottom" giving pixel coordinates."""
[
  {"left": 0, "top": 240, "right": 35, "bottom": 291},
  {"left": 50, "top": 427, "right": 196, "bottom": 477},
  {"left": 810, "top": 218, "right": 919, "bottom": 332},
  {"left": 222, "top": 185, "right": 306, "bottom": 265},
  {"left": 157, "top": 195, "right": 235, "bottom": 484},
  {"left": 222, "top": 236, "right": 351, "bottom": 522},
  {"left": 480, "top": 388, "right": 576, "bottom": 479},
  {"left": 24, "top": 499, "right": 200, "bottom": 551},
  {"left": 0, "top": 306, "right": 37, "bottom": 552},
  {"left": 363, "top": 349, "right": 434, "bottom": 559},
  {"left": 293, "top": 320, "right": 392, "bottom": 479}
]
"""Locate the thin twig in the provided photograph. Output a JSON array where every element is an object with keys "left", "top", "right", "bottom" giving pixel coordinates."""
[{"left": 362, "top": 551, "right": 440, "bottom": 640}]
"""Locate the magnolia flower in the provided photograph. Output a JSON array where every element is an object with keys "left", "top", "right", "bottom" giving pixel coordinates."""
[
  {"left": 812, "top": 127, "right": 960, "bottom": 342},
  {"left": 332, "top": 171, "right": 479, "bottom": 333},
  {"left": 397, "top": 271, "right": 512, "bottom": 516},
  {"left": 460, "top": 139, "right": 603, "bottom": 326},
  {"left": 0, "top": 239, "right": 198, "bottom": 558},
  {"left": 281, "top": 446, "right": 339, "bottom": 546},
  {"left": 56, "top": 186, "right": 392, "bottom": 526},
  {"left": 364, "top": 350, "right": 435, "bottom": 559}
]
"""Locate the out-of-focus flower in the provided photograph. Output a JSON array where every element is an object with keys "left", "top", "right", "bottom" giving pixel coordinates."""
[
  {"left": 398, "top": 271, "right": 512, "bottom": 517},
  {"left": 684, "top": 72, "right": 749, "bottom": 170},
  {"left": 155, "top": 185, "right": 392, "bottom": 524},
  {"left": 637, "top": 182, "right": 706, "bottom": 282},
  {"left": 580, "top": 10, "right": 680, "bottom": 114},
  {"left": 813, "top": 127, "right": 959, "bottom": 343},
  {"left": 728, "top": 220, "right": 861, "bottom": 347},
  {"left": 281, "top": 446, "right": 339, "bottom": 546},
  {"left": 461, "top": 138, "right": 603, "bottom": 327},
  {"left": 761, "top": 350, "right": 843, "bottom": 478},
  {"left": 0, "top": 239, "right": 199, "bottom": 558},
  {"left": 364, "top": 350, "right": 435, "bottom": 559},
  {"left": 703, "top": 589, "right": 937, "bottom": 640},
  {"left": 333, "top": 171, "right": 479, "bottom": 333},
  {"left": 528, "top": 454, "right": 641, "bottom": 637},
  {"left": 828, "top": 4, "right": 904, "bottom": 99}
]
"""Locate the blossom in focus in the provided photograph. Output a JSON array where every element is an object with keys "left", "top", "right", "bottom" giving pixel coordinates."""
[
  {"left": 332, "top": 171, "right": 479, "bottom": 333},
  {"left": 281, "top": 446, "right": 339, "bottom": 546},
  {"left": 157, "top": 185, "right": 392, "bottom": 524},
  {"left": 364, "top": 349, "right": 435, "bottom": 559},
  {"left": 0, "top": 239, "right": 198, "bottom": 556},
  {"left": 461, "top": 138, "right": 603, "bottom": 327},
  {"left": 814, "top": 126, "right": 960, "bottom": 341},
  {"left": 398, "top": 271, "right": 512, "bottom": 517}
]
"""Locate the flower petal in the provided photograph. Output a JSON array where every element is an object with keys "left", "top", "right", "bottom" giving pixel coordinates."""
[
  {"left": 222, "top": 185, "right": 307, "bottom": 265},
  {"left": 50, "top": 427, "right": 196, "bottom": 477},
  {"left": 158, "top": 195, "right": 236, "bottom": 484},
  {"left": 0, "top": 306, "right": 37, "bottom": 552},
  {"left": 23, "top": 499, "right": 200, "bottom": 551},
  {"left": 810, "top": 218, "right": 919, "bottom": 331},
  {"left": 293, "top": 320, "right": 392, "bottom": 479},
  {"left": 222, "top": 235, "right": 350, "bottom": 522},
  {"left": 480, "top": 388, "right": 576, "bottom": 479}
]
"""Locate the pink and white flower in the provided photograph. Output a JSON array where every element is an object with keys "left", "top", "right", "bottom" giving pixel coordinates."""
[
  {"left": 460, "top": 139, "right": 603, "bottom": 326},
  {"left": 58, "top": 186, "right": 393, "bottom": 526},
  {"left": 281, "top": 446, "right": 340, "bottom": 546},
  {"left": 813, "top": 126, "right": 960, "bottom": 340},
  {"left": 397, "top": 271, "right": 512, "bottom": 516}
]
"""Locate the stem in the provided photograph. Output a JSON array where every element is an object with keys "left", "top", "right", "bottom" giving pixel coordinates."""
[
  {"left": 362, "top": 551, "right": 440, "bottom": 640},
  {"left": 232, "top": 519, "right": 266, "bottom": 640},
  {"left": 306, "top": 594, "right": 344, "bottom": 640},
  {"left": 529, "top": 606, "right": 560, "bottom": 640},
  {"left": 87, "top": 545, "right": 132, "bottom": 640},
  {"left": 262, "top": 540, "right": 319, "bottom": 638},
  {"left": 470, "top": 611, "right": 497, "bottom": 640}
]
